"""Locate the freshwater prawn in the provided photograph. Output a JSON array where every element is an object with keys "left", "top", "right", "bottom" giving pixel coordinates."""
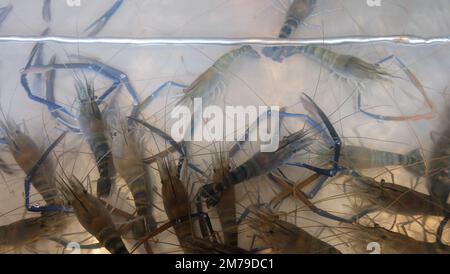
[
  {"left": 174, "top": 45, "right": 260, "bottom": 107},
  {"left": 263, "top": 0, "right": 317, "bottom": 61},
  {"left": 0, "top": 118, "right": 63, "bottom": 207},
  {"left": 76, "top": 80, "right": 116, "bottom": 197},
  {"left": 339, "top": 145, "right": 422, "bottom": 171},
  {"left": 59, "top": 176, "right": 129, "bottom": 254},
  {"left": 261, "top": 0, "right": 435, "bottom": 122},
  {"left": 141, "top": 46, "right": 260, "bottom": 111},
  {"left": 109, "top": 115, "right": 157, "bottom": 238},
  {"left": 197, "top": 94, "right": 342, "bottom": 208},
  {"left": 157, "top": 156, "right": 197, "bottom": 253},
  {"left": 0, "top": 212, "right": 71, "bottom": 253},
  {"left": 211, "top": 147, "right": 238, "bottom": 246},
  {"left": 243, "top": 204, "right": 341, "bottom": 254},
  {"left": 342, "top": 223, "right": 450, "bottom": 254}
]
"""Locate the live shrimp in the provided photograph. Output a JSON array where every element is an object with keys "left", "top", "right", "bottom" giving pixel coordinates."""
[
  {"left": 263, "top": 0, "right": 317, "bottom": 61},
  {"left": 0, "top": 119, "right": 63, "bottom": 206},
  {"left": 340, "top": 145, "right": 422, "bottom": 171},
  {"left": 76, "top": 80, "right": 116, "bottom": 197},
  {"left": 0, "top": 213, "right": 71, "bottom": 253},
  {"left": 344, "top": 170, "right": 449, "bottom": 219},
  {"left": 110, "top": 118, "right": 157, "bottom": 239},
  {"left": 211, "top": 148, "right": 238, "bottom": 246},
  {"left": 157, "top": 156, "right": 196, "bottom": 253},
  {"left": 174, "top": 45, "right": 260, "bottom": 107},
  {"left": 60, "top": 176, "right": 129, "bottom": 254},
  {"left": 291, "top": 46, "right": 394, "bottom": 83},
  {"left": 277, "top": 0, "right": 317, "bottom": 39},
  {"left": 343, "top": 223, "right": 450, "bottom": 254},
  {"left": 245, "top": 205, "right": 341, "bottom": 254},
  {"left": 197, "top": 94, "right": 341, "bottom": 207}
]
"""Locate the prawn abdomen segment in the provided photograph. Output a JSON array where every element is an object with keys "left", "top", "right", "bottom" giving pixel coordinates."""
[
  {"left": 97, "top": 226, "right": 129, "bottom": 254},
  {"left": 224, "top": 148, "right": 296, "bottom": 187},
  {"left": 67, "top": 182, "right": 128, "bottom": 254},
  {"left": 77, "top": 83, "right": 116, "bottom": 197},
  {"left": 280, "top": 0, "right": 317, "bottom": 38},
  {"left": 341, "top": 146, "right": 423, "bottom": 169},
  {"left": 4, "top": 125, "right": 61, "bottom": 205},
  {"left": 160, "top": 166, "right": 194, "bottom": 252},
  {"left": 89, "top": 137, "right": 115, "bottom": 197}
]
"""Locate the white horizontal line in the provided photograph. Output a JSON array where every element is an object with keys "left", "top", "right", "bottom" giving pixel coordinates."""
[{"left": 0, "top": 35, "right": 449, "bottom": 46}]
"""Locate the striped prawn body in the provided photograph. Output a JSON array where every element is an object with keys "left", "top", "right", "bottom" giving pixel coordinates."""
[
  {"left": 293, "top": 46, "right": 394, "bottom": 82},
  {"left": 175, "top": 45, "right": 260, "bottom": 107},
  {"left": 348, "top": 172, "right": 449, "bottom": 217},
  {"left": 0, "top": 119, "right": 62, "bottom": 206},
  {"left": 111, "top": 126, "right": 156, "bottom": 238},
  {"left": 76, "top": 81, "right": 116, "bottom": 197},
  {"left": 60, "top": 176, "right": 129, "bottom": 254},
  {"left": 212, "top": 150, "right": 238, "bottom": 246},
  {"left": 341, "top": 145, "right": 422, "bottom": 170},
  {"left": 349, "top": 224, "right": 450, "bottom": 254},
  {"left": 248, "top": 205, "right": 341, "bottom": 254},
  {"left": 157, "top": 158, "right": 195, "bottom": 253},
  {"left": 279, "top": 0, "right": 317, "bottom": 39},
  {"left": 0, "top": 213, "right": 70, "bottom": 253}
]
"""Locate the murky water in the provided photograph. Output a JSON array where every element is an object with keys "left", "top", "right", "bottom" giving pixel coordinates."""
[{"left": 0, "top": 0, "right": 449, "bottom": 254}]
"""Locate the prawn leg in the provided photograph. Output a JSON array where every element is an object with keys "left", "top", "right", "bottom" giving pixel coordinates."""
[
  {"left": 84, "top": 0, "right": 124, "bottom": 37},
  {"left": 45, "top": 55, "right": 81, "bottom": 132},
  {"left": 286, "top": 94, "right": 341, "bottom": 177},
  {"left": 304, "top": 174, "right": 329, "bottom": 198},
  {"left": 0, "top": 3, "right": 12, "bottom": 26},
  {"left": 25, "top": 131, "right": 72, "bottom": 213},
  {"left": 268, "top": 173, "right": 353, "bottom": 223},
  {"left": 229, "top": 109, "right": 329, "bottom": 158},
  {"left": 437, "top": 216, "right": 449, "bottom": 244},
  {"left": 42, "top": 0, "right": 51, "bottom": 23},
  {"left": 21, "top": 31, "right": 77, "bottom": 119},
  {"left": 197, "top": 96, "right": 338, "bottom": 207},
  {"left": 270, "top": 171, "right": 376, "bottom": 223},
  {"left": 358, "top": 55, "right": 436, "bottom": 121},
  {"left": 268, "top": 173, "right": 320, "bottom": 208},
  {"left": 130, "top": 211, "right": 217, "bottom": 253},
  {"left": 129, "top": 117, "right": 207, "bottom": 177},
  {"left": 66, "top": 55, "right": 140, "bottom": 105},
  {"left": 237, "top": 201, "right": 268, "bottom": 225},
  {"left": 24, "top": 58, "right": 139, "bottom": 123},
  {"left": 135, "top": 81, "right": 189, "bottom": 114}
]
